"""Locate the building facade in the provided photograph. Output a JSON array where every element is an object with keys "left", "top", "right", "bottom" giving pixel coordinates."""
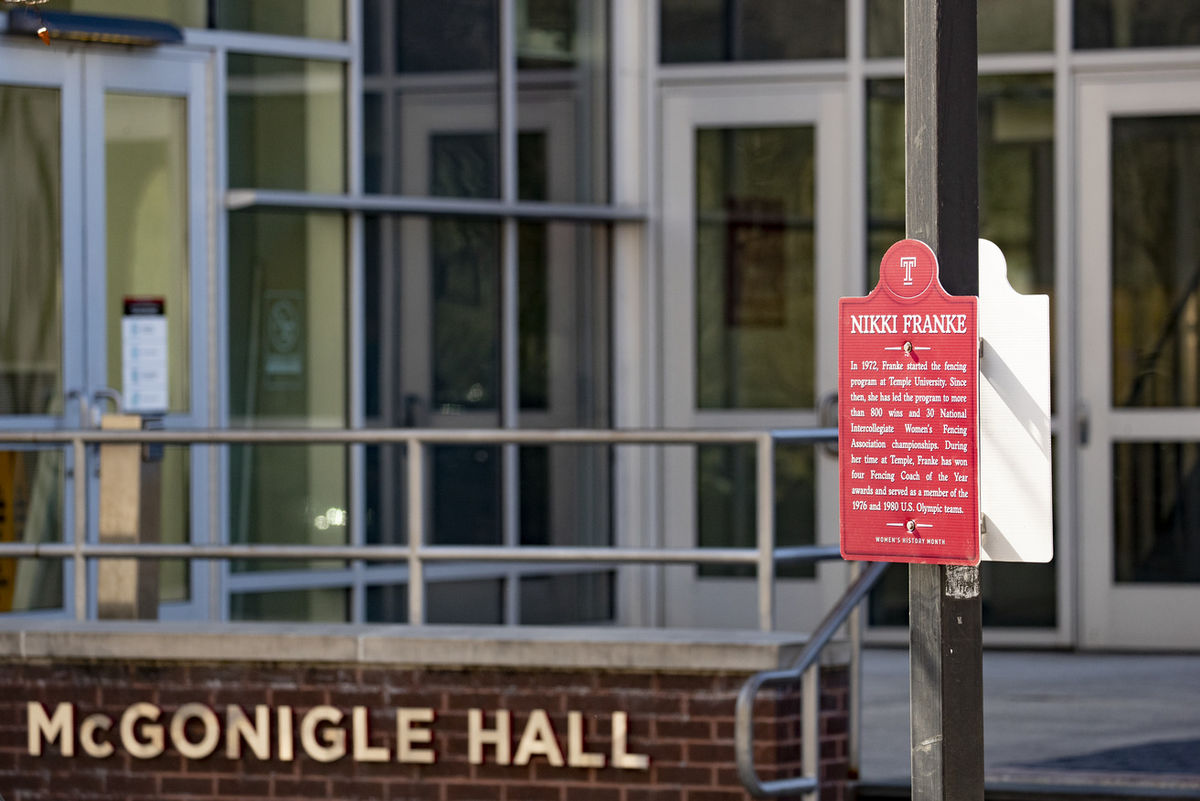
[{"left": 0, "top": 0, "right": 1198, "bottom": 649}]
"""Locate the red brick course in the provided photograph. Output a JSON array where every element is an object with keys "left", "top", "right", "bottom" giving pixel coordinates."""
[{"left": 0, "top": 659, "right": 849, "bottom": 801}]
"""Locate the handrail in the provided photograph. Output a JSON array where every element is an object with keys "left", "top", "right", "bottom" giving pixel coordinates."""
[
  {"left": 0, "top": 426, "right": 835, "bottom": 445},
  {"left": 735, "top": 560, "right": 889, "bottom": 798},
  {"left": 0, "top": 425, "right": 840, "bottom": 628},
  {"left": 0, "top": 542, "right": 842, "bottom": 564}
]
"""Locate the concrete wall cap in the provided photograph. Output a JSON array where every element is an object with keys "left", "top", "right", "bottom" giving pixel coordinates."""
[{"left": 0, "top": 621, "right": 848, "bottom": 671}]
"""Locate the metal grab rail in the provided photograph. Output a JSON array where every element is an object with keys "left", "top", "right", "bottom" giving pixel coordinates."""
[
  {"left": 0, "top": 426, "right": 839, "bottom": 627},
  {"left": 735, "top": 560, "right": 889, "bottom": 798}
]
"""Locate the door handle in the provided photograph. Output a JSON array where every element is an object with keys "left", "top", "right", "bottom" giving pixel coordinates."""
[
  {"left": 92, "top": 388, "right": 124, "bottom": 417},
  {"left": 1077, "top": 400, "right": 1090, "bottom": 446}
]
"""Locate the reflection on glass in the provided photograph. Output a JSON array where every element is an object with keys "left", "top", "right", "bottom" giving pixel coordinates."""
[
  {"left": 661, "top": 0, "right": 845, "bottom": 62},
  {"left": 42, "top": 0, "right": 205, "bottom": 27},
  {"left": 697, "top": 444, "right": 816, "bottom": 579},
  {"left": 364, "top": 0, "right": 498, "bottom": 198},
  {"left": 231, "top": 587, "right": 349, "bottom": 622},
  {"left": 106, "top": 93, "right": 189, "bottom": 414},
  {"left": 227, "top": 55, "right": 345, "bottom": 193},
  {"left": 215, "top": 0, "right": 344, "bottom": 39},
  {"left": 867, "top": 0, "right": 1053, "bottom": 57},
  {"left": 0, "top": 85, "right": 62, "bottom": 416},
  {"left": 1075, "top": 1, "right": 1200, "bottom": 49},
  {"left": 1111, "top": 116, "right": 1200, "bottom": 409},
  {"left": 1114, "top": 442, "right": 1200, "bottom": 583},
  {"left": 518, "top": 0, "right": 609, "bottom": 204},
  {"left": 228, "top": 210, "right": 347, "bottom": 571},
  {"left": 0, "top": 451, "right": 64, "bottom": 613},
  {"left": 696, "top": 127, "right": 815, "bottom": 410}
]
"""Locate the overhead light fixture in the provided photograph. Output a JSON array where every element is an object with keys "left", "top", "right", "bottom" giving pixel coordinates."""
[{"left": 7, "top": 7, "right": 184, "bottom": 46}]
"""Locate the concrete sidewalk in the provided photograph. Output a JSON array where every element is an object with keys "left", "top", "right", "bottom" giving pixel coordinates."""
[{"left": 860, "top": 648, "right": 1200, "bottom": 792}]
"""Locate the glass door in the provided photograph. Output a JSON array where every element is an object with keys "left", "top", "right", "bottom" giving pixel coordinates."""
[
  {"left": 1077, "top": 72, "right": 1200, "bottom": 648},
  {"left": 0, "top": 46, "right": 82, "bottom": 616},
  {"left": 660, "top": 82, "right": 851, "bottom": 630},
  {"left": 0, "top": 42, "right": 210, "bottom": 619},
  {"left": 364, "top": 85, "right": 610, "bottom": 624}
]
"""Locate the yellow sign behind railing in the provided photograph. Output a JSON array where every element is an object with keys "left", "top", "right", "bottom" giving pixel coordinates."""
[{"left": 0, "top": 451, "right": 29, "bottom": 612}]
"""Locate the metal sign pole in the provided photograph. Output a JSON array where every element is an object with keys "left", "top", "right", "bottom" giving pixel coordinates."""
[{"left": 904, "top": 1, "right": 984, "bottom": 800}]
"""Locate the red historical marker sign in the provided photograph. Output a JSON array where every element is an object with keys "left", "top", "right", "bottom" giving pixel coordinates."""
[{"left": 838, "top": 239, "right": 980, "bottom": 565}]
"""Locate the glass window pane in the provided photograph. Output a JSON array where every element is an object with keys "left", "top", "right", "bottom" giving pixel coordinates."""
[
  {"left": 660, "top": 0, "right": 845, "bottom": 63},
  {"left": 1113, "top": 442, "right": 1200, "bottom": 583},
  {"left": 366, "top": 583, "right": 408, "bottom": 623},
  {"left": 696, "top": 126, "right": 815, "bottom": 410},
  {"left": 1075, "top": 1, "right": 1200, "bottom": 49},
  {"left": 428, "top": 578, "right": 504, "bottom": 624},
  {"left": 158, "top": 446, "right": 190, "bottom": 603},
  {"left": 396, "top": 0, "right": 498, "bottom": 72},
  {"left": 1111, "top": 115, "right": 1200, "bottom": 409},
  {"left": 228, "top": 443, "right": 349, "bottom": 573},
  {"left": 0, "top": 85, "right": 62, "bottom": 416},
  {"left": 0, "top": 450, "right": 64, "bottom": 613},
  {"left": 518, "top": 0, "right": 609, "bottom": 204},
  {"left": 215, "top": 0, "right": 344, "bottom": 39},
  {"left": 870, "top": 436, "right": 1061, "bottom": 627},
  {"left": 227, "top": 55, "right": 345, "bottom": 193},
  {"left": 228, "top": 210, "right": 346, "bottom": 425},
  {"left": 365, "top": 0, "right": 499, "bottom": 198},
  {"left": 697, "top": 443, "right": 816, "bottom": 580},
  {"left": 228, "top": 210, "right": 347, "bottom": 571},
  {"left": 867, "top": 76, "right": 1056, "bottom": 392},
  {"left": 105, "top": 92, "right": 190, "bottom": 414},
  {"left": 231, "top": 587, "right": 350, "bottom": 622},
  {"left": 41, "top": 0, "right": 205, "bottom": 28},
  {"left": 433, "top": 217, "right": 501, "bottom": 407},
  {"left": 520, "top": 572, "right": 613, "bottom": 624},
  {"left": 364, "top": 213, "right": 611, "bottom": 587},
  {"left": 867, "top": 0, "right": 1053, "bottom": 58}
]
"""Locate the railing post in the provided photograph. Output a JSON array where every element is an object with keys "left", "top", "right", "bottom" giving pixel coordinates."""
[
  {"left": 73, "top": 437, "right": 87, "bottom": 621},
  {"left": 407, "top": 437, "right": 426, "bottom": 625},
  {"left": 848, "top": 560, "right": 864, "bottom": 779},
  {"left": 756, "top": 434, "right": 775, "bottom": 632},
  {"left": 802, "top": 663, "right": 820, "bottom": 801}
]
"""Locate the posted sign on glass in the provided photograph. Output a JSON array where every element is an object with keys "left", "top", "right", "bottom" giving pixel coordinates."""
[{"left": 838, "top": 240, "right": 980, "bottom": 565}]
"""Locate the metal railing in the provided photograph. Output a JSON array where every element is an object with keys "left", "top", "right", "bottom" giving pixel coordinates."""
[
  {"left": 1, "top": 423, "right": 876, "bottom": 798},
  {"left": 735, "top": 560, "right": 889, "bottom": 798},
  {"left": 0, "top": 425, "right": 840, "bottom": 627}
]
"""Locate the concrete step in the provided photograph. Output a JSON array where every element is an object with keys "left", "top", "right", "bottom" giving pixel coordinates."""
[{"left": 855, "top": 773, "right": 1200, "bottom": 801}]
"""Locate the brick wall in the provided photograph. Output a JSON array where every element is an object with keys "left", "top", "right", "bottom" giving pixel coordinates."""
[{"left": 0, "top": 658, "right": 850, "bottom": 801}]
